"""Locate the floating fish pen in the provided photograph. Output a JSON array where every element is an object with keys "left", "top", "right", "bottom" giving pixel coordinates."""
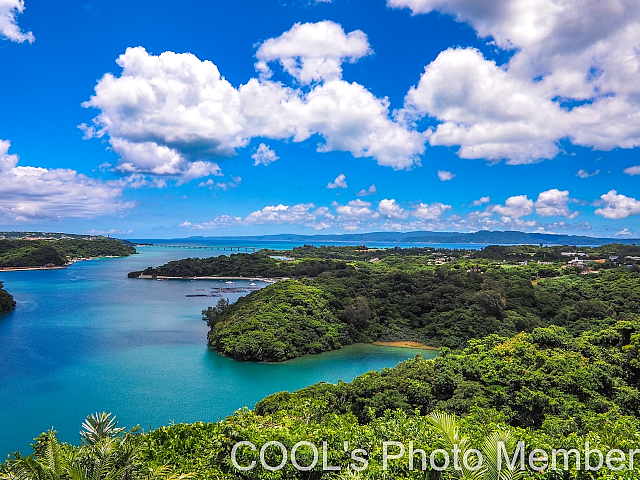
[{"left": 185, "top": 293, "right": 223, "bottom": 298}]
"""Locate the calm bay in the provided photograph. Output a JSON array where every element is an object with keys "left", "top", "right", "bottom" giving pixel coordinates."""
[{"left": 0, "top": 244, "right": 453, "bottom": 456}]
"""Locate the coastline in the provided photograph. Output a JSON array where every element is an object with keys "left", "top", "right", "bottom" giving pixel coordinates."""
[
  {"left": 0, "top": 266, "right": 67, "bottom": 272},
  {"left": 0, "top": 255, "right": 132, "bottom": 273},
  {"left": 137, "top": 274, "right": 283, "bottom": 283},
  {"left": 373, "top": 341, "right": 439, "bottom": 350}
]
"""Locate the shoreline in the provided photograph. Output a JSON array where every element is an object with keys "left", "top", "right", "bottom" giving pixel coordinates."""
[
  {"left": 373, "top": 341, "right": 439, "bottom": 350},
  {"left": 0, "top": 255, "right": 132, "bottom": 273},
  {"left": 137, "top": 275, "right": 283, "bottom": 283},
  {"left": 0, "top": 266, "right": 67, "bottom": 272},
  {"left": 211, "top": 341, "right": 440, "bottom": 364}
]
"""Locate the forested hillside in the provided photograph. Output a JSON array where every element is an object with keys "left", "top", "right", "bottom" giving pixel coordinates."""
[
  {"left": 0, "top": 281, "right": 15, "bottom": 312},
  {"left": 0, "top": 238, "right": 137, "bottom": 268},
  {"left": 5, "top": 244, "right": 640, "bottom": 478},
  {"left": 188, "top": 245, "right": 640, "bottom": 361}
]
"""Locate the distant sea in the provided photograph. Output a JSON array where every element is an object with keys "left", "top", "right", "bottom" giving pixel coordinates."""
[{"left": 0, "top": 241, "right": 453, "bottom": 457}]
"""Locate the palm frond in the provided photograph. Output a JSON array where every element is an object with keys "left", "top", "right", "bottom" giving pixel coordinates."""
[
  {"left": 80, "top": 413, "right": 124, "bottom": 447},
  {"left": 426, "top": 411, "right": 460, "bottom": 450},
  {"left": 481, "top": 431, "right": 525, "bottom": 480}
]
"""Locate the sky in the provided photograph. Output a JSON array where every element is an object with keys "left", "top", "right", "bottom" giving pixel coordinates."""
[{"left": 1, "top": 0, "right": 640, "bottom": 239}]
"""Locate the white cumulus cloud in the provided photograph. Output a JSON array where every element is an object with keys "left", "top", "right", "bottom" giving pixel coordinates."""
[
  {"left": 576, "top": 169, "right": 600, "bottom": 178},
  {"left": 437, "top": 170, "right": 456, "bottom": 181},
  {"left": 82, "top": 42, "right": 425, "bottom": 175},
  {"left": 182, "top": 203, "right": 332, "bottom": 229},
  {"left": 595, "top": 190, "right": 640, "bottom": 219},
  {"left": 252, "top": 143, "right": 279, "bottom": 166},
  {"left": 327, "top": 173, "right": 348, "bottom": 189},
  {"left": 378, "top": 198, "right": 408, "bottom": 219},
  {"left": 492, "top": 195, "right": 534, "bottom": 218},
  {"left": 534, "top": 189, "right": 578, "bottom": 218},
  {"left": 333, "top": 199, "right": 377, "bottom": 221},
  {"left": 357, "top": 184, "right": 377, "bottom": 196},
  {"left": 199, "top": 176, "right": 241, "bottom": 191},
  {"left": 0, "top": 0, "right": 34, "bottom": 43},
  {"left": 623, "top": 166, "right": 640, "bottom": 176},
  {"left": 255, "top": 21, "right": 372, "bottom": 84},
  {"left": 470, "top": 196, "right": 490, "bottom": 207},
  {"left": 394, "top": 0, "right": 640, "bottom": 163},
  {"left": 413, "top": 202, "right": 452, "bottom": 220},
  {"left": 404, "top": 48, "right": 568, "bottom": 164}
]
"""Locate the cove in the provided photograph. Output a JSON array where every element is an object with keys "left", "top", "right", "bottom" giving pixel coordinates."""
[{"left": 0, "top": 246, "right": 437, "bottom": 457}]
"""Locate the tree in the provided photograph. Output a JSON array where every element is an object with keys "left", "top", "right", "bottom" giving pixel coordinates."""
[
  {"left": 202, "top": 298, "right": 230, "bottom": 328},
  {"left": 342, "top": 296, "right": 371, "bottom": 328}
]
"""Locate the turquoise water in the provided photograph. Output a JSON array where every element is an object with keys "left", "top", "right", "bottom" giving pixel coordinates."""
[{"left": 0, "top": 246, "right": 436, "bottom": 457}]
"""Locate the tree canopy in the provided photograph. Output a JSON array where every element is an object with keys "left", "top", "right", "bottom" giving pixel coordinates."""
[
  {"left": 178, "top": 245, "right": 640, "bottom": 361},
  {"left": 0, "top": 281, "right": 15, "bottom": 312}
]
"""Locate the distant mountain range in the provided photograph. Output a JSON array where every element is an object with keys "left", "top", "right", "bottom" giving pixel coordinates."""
[
  {"left": 3, "top": 230, "right": 637, "bottom": 246},
  {"left": 179, "top": 230, "right": 640, "bottom": 246}
]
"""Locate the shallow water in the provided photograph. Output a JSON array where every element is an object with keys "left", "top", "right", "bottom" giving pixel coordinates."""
[{"left": 0, "top": 246, "right": 435, "bottom": 456}]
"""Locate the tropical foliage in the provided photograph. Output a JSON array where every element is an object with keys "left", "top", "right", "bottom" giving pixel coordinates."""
[
  {"left": 256, "top": 322, "right": 640, "bottom": 429},
  {"left": 0, "top": 413, "right": 192, "bottom": 480},
  {"left": 8, "top": 244, "right": 640, "bottom": 479},
  {"left": 208, "top": 280, "right": 344, "bottom": 361},
  {"left": 9, "top": 322, "right": 640, "bottom": 479},
  {"left": 0, "top": 281, "right": 15, "bottom": 312},
  {"left": 188, "top": 244, "right": 640, "bottom": 361}
]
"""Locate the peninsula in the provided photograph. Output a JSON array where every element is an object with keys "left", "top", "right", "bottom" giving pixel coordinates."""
[
  {"left": 134, "top": 243, "right": 640, "bottom": 361},
  {"left": 0, "top": 237, "right": 137, "bottom": 270}
]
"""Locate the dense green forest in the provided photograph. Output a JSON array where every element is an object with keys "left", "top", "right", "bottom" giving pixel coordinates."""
[
  {"left": 6, "top": 244, "right": 640, "bottom": 479},
  {"left": 130, "top": 244, "right": 640, "bottom": 279},
  {"left": 6, "top": 321, "right": 640, "bottom": 479},
  {"left": 0, "top": 281, "right": 15, "bottom": 312},
  {"left": 174, "top": 244, "right": 640, "bottom": 361},
  {"left": 0, "top": 238, "right": 137, "bottom": 268}
]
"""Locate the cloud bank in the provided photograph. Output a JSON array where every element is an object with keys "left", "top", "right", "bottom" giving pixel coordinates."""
[
  {"left": 0, "top": 0, "right": 34, "bottom": 43},
  {"left": 0, "top": 140, "right": 131, "bottom": 222},
  {"left": 394, "top": 0, "right": 640, "bottom": 164},
  {"left": 181, "top": 187, "right": 625, "bottom": 233}
]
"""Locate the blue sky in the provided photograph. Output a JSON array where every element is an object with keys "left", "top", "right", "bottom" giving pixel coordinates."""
[{"left": 1, "top": 0, "right": 640, "bottom": 238}]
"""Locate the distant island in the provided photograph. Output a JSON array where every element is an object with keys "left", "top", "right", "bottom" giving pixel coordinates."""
[
  {"left": 165, "top": 229, "right": 640, "bottom": 246},
  {"left": 0, "top": 237, "right": 137, "bottom": 270},
  {"left": 131, "top": 243, "right": 640, "bottom": 361}
]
